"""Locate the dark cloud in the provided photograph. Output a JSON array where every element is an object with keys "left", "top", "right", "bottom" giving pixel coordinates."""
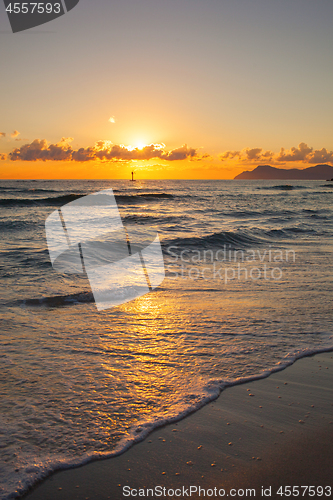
[
  {"left": 71, "top": 146, "right": 96, "bottom": 162},
  {"left": 92, "top": 143, "right": 196, "bottom": 162},
  {"left": 0, "top": 154, "right": 7, "bottom": 160},
  {"left": 220, "top": 148, "right": 274, "bottom": 162},
  {"left": 219, "top": 150, "right": 241, "bottom": 160},
  {"left": 306, "top": 148, "right": 333, "bottom": 164},
  {"left": 0, "top": 133, "right": 6, "bottom": 138},
  {"left": 162, "top": 144, "right": 196, "bottom": 161},
  {"left": 277, "top": 142, "right": 333, "bottom": 164},
  {"left": 244, "top": 148, "right": 274, "bottom": 162},
  {"left": 8, "top": 138, "right": 198, "bottom": 163},
  {"left": 191, "top": 153, "right": 214, "bottom": 162},
  {"left": 9, "top": 138, "right": 73, "bottom": 161},
  {"left": 220, "top": 143, "right": 333, "bottom": 165}
]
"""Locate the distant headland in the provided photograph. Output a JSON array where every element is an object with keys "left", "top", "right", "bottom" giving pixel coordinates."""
[{"left": 234, "top": 164, "right": 333, "bottom": 180}]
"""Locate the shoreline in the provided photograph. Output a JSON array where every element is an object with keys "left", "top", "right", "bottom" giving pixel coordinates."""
[{"left": 21, "top": 351, "right": 333, "bottom": 500}]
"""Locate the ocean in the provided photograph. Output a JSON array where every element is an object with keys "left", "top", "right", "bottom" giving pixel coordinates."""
[{"left": 0, "top": 179, "right": 332, "bottom": 499}]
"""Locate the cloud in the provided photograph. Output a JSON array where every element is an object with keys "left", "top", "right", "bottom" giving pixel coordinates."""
[
  {"left": 0, "top": 131, "right": 21, "bottom": 140},
  {"left": 220, "top": 143, "right": 333, "bottom": 165},
  {"left": 276, "top": 142, "right": 333, "bottom": 164},
  {"left": 9, "top": 137, "right": 74, "bottom": 162},
  {"left": 0, "top": 154, "right": 7, "bottom": 160},
  {"left": 90, "top": 142, "right": 196, "bottom": 162},
  {"left": 8, "top": 138, "right": 198, "bottom": 163},
  {"left": 244, "top": 148, "right": 274, "bottom": 162},
  {"left": 162, "top": 144, "right": 196, "bottom": 161},
  {"left": 219, "top": 150, "right": 241, "bottom": 160},
  {"left": 109, "top": 116, "right": 116, "bottom": 123},
  {"left": 191, "top": 153, "right": 214, "bottom": 162},
  {"left": 306, "top": 148, "right": 333, "bottom": 164},
  {"left": 220, "top": 148, "right": 274, "bottom": 163}
]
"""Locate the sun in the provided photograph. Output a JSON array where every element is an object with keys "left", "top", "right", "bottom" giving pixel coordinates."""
[{"left": 136, "top": 141, "right": 146, "bottom": 150}]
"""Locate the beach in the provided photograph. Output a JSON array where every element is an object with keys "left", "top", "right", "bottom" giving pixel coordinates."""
[{"left": 22, "top": 351, "right": 333, "bottom": 500}]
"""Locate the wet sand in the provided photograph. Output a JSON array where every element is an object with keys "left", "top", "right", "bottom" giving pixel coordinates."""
[{"left": 23, "top": 352, "right": 333, "bottom": 500}]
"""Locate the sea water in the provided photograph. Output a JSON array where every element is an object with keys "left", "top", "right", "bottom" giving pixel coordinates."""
[{"left": 0, "top": 179, "right": 332, "bottom": 499}]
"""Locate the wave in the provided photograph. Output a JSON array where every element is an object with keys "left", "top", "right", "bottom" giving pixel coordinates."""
[
  {"left": 0, "top": 220, "right": 38, "bottom": 232},
  {"left": 123, "top": 214, "right": 179, "bottom": 224},
  {"left": 263, "top": 227, "right": 317, "bottom": 238},
  {"left": 0, "top": 194, "right": 84, "bottom": 207},
  {"left": 0, "top": 186, "right": 25, "bottom": 192},
  {"left": 308, "top": 190, "right": 333, "bottom": 195},
  {"left": 257, "top": 185, "right": 307, "bottom": 191},
  {"left": 115, "top": 193, "right": 174, "bottom": 202},
  {"left": 22, "top": 291, "right": 94, "bottom": 308},
  {"left": 0, "top": 192, "right": 175, "bottom": 207},
  {"left": 163, "top": 230, "right": 266, "bottom": 250},
  {"left": 0, "top": 187, "right": 60, "bottom": 193},
  {"left": 308, "top": 214, "right": 329, "bottom": 220},
  {"left": 163, "top": 225, "right": 319, "bottom": 251},
  {"left": 26, "top": 188, "right": 61, "bottom": 193},
  {"left": 302, "top": 208, "right": 326, "bottom": 213},
  {"left": 221, "top": 208, "right": 299, "bottom": 218}
]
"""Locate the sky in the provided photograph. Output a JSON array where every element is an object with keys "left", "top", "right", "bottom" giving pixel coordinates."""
[{"left": 0, "top": 0, "right": 333, "bottom": 179}]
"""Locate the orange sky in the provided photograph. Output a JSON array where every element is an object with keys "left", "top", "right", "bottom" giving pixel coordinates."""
[
  {"left": 1, "top": 0, "right": 333, "bottom": 179},
  {"left": 1, "top": 138, "right": 332, "bottom": 179}
]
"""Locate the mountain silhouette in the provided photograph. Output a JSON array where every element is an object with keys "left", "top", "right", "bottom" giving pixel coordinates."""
[{"left": 234, "top": 164, "right": 333, "bottom": 180}]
